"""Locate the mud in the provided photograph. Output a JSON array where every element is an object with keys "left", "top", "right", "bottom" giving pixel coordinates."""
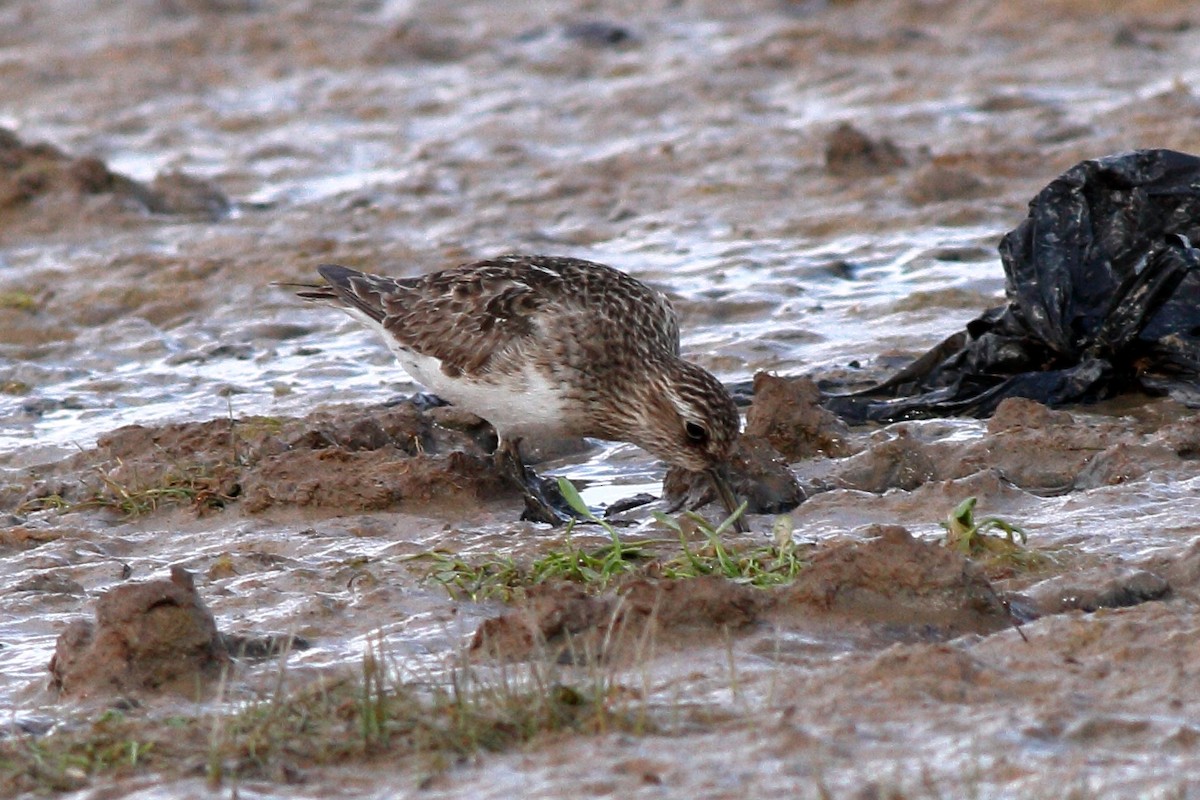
[
  {"left": 8, "top": 403, "right": 511, "bottom": 515},
  {"left": 823, "top": 122, "right": 909, "bottom": 178},
  {"left": 789, "top": 395, "right": 1200, "bottom": 498},
  {"left": 4, "top": 0, "right": 1200, "bottom": 797},
  {"left": 1015, "top": 566, "right": 1171, "bottom": 616},
  {"left": 0, "top": 127, "right": 229, "bottom": 229},
  {"left": 48, "top": 566, "right": 227, "bottom": 698},
  {"left": 9, "top": 396, "right": 799, "bottom": 519},
  {"left": 744, "top": 372, "right": 855, "bottom": 460},
  {"left": 473, "top": 525, "right": 1010, "bottom": 663},
  {"left": 471, "top": 578, "right": 764, "bottom": 663},
  {"left": 780, "top": 524, "right": 1010, "bottom": 634}
]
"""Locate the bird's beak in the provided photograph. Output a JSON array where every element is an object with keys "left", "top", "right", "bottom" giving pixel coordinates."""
[{"left": 707, "top": 465, "right": 749, "bottom": 533}]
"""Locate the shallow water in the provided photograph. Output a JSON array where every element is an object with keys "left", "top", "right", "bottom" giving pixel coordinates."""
[
  {"left": 4, "top": 0, "right": 1200, "bottom": 797},
  {"left": 1, "top": 224, "right": 1002, "bottom": 463}
]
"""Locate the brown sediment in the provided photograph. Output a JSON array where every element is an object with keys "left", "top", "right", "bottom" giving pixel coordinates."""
[
  {"left": 48, "top": 566, "right": 228, "bottom": 698},
  {"left": 824, "top": 122, "right": 908, "bottom": 177},
  {"left": 744, "top": 372, "right": 856, "bottom": 460},
  {"left": 470, "top": 577, "right": 767, "bottom": 663},
  {"left": 778, "top": 524, "right": 1010, "bottom": 635},
  {"left": 471, "top": 525, "right": 1010, "bottom": 663},
  {"left": 794, "top": 395, "right": 1189, "bottom": 497},
  {"left": 0, "top": 128, "right": 228, "bottom": 223},
  {"left": 8, "top": 404, "right": 511, "bottom": 516}
]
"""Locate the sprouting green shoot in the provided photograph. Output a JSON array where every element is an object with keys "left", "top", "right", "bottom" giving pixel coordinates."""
[
  {"left": 555, "top": 475, "right": 640, "bottom": 577},
  {"left": 653, "top": 508, "right": 803, "bottom": 586},
  {"left": 940, "top": 496, "right": 1027, "bottom": 556}
]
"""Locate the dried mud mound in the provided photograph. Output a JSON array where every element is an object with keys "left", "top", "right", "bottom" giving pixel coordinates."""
[
  {"left": 10, "top": 403, "right": 511, "bottom": 516},
  {"left": 49, "top": 566, "right": 228, "bottom": 698}
]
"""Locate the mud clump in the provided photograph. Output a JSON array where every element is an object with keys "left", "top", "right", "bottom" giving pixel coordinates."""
[
  {"left": 829, "top": 428, "right": 940, "bottom": 493},
  {"left": 779, "top": 524, "right": 1012, "bottom": 637},
  {"left": 745, "top": 373, "right": 855, "bottom": 460},
  {"left": 240, "top": 448, "right": 505, "bottom": 513},
  {"left": 12, "top": 404, "right": 512, "bottom": 516},
  {"left": 824, "top": 122, "right": 908, "bottom": 176},
  {"left": 986, "top": 396, "right": 1076, "bottom": 433},
  {"left": 904, "top": 162, "right": 988, "bottom": 204},
  {"left": 471, "top": 577, "right": 766, "bottom": 662},
  {"left": 49, "top": 566, "right": 228, "bottom": 698},
  {"left": 0, "top": 127, "right": 229, "bottom": 221}
]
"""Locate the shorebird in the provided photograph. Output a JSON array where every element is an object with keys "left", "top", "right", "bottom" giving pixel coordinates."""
[{"left": 293, "top": 255, "right": 747, "bottom": 531}]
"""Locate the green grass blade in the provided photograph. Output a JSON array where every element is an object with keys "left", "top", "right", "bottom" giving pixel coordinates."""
[{"left": 556, "top": 476, "right": 596, "bottom": 522}]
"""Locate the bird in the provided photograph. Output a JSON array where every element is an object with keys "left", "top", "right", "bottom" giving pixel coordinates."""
[{"left": 292, "top": 254, "right": 747, "bottom": 532}]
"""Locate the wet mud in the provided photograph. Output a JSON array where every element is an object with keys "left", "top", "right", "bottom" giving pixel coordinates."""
[
  {"left": 0, "top": 127, "right": 229, "bottom": 232},
  {"left": 473, "top": 524, "right": 1011, "bottom": 663},
  {"left": 792, "top": 395, "right": 1200, "bottom": 498},
  {"left": 4, "top": 0, "right": 1200, "bottom": 797},
  {"left": 470, "top": 578, "right": 766, "bottom": 663},
  {"left": 8, "top": 403, "right": 510, "bottom": 515},
  {"left": 48, "top": 566, "right": 227, "bottom": 699}
]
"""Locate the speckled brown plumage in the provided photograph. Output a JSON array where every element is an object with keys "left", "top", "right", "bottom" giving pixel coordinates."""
[{"left": 296, "top": 254, "right": 745, "bottom": 528}]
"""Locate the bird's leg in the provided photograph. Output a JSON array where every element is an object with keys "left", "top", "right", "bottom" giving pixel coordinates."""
[{"left": 493, "top": 438, "right": 589, "bottom": 525}]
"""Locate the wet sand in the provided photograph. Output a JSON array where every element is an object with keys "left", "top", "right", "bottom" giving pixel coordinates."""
[{"left": 4, "top": 0, "right": 1200, "bottom": 797}]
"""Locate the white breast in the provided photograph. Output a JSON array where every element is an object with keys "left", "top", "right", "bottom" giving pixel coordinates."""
[{"left": 395, "top": 349, "right": 571, "bottom": 440}]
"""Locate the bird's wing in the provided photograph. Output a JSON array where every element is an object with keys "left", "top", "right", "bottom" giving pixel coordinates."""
[
  {"left": 306, "top": 256, "right": 679, "bottom": 377},
  {"left": 380, "top": 262, "right": 552, "bottom": 375}
]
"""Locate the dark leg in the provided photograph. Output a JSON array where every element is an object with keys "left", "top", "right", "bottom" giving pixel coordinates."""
[{"left": 493, "top": 438, "right": 590, "bottom": 525}]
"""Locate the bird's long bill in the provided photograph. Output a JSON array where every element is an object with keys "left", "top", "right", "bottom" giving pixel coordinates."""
[{"left": 707, "top": 465, "right": 749, "bottom": 533}]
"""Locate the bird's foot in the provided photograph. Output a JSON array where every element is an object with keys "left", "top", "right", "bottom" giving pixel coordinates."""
[
  {"left": 493, "top": 440, "right": 594, "bottom": 526},
  {"left": 518, "top": 468, "right": 592, "bottom": 526}
]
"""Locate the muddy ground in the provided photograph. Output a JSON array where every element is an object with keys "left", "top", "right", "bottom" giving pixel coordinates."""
[{"left": 4, "top": 0, "right": 1200, "bottom": 797}]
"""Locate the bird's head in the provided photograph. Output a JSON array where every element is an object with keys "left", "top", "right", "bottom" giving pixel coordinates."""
[
  {"left": 632, "top": 359, "right": 739, "bottom": 472},
  {"left": 620, "top": 358, "right": 747, "bottom": 531}
]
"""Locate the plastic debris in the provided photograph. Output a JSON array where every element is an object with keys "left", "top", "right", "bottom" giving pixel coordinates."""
[{"left": 827, "top": 149, "right": 1200, "bottom": 422}]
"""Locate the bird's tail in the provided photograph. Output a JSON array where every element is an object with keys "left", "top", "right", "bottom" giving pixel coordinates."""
[{"left": 284, "top": 264, "right": 388, "bottom": 323}]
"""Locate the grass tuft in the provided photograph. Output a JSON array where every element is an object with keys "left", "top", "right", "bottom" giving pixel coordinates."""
[
  {"left": 18, "top": 460, "right": 239, "bottom": 519},
  {"left": 940, "top": 496, "right": 1024, "bottom": 554},
  {"left": 654, "top": 511, "right": 805, "bottom": 587},
  {"left": 0, "top": 646, "right": 648, "bottom": 795},
  {"left": 414, "top": 538, "right": 647, "bottom": 603},
  {"left": 415, "top": 478, "right": 805, "bottom": 598}
]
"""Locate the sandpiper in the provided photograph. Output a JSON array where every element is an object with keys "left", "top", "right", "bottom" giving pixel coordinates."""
[{"left": 294, "top": 254, "right": 747, "bottom": 531}]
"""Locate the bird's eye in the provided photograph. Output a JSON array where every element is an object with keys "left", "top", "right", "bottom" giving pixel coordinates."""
[{"left": 685, "top": 421, "right": 708, "bottom": 444}]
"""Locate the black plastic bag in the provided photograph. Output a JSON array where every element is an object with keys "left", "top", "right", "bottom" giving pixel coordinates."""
[{"left": 826, "top": 149, "right": 1200, "bottom": 423}]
